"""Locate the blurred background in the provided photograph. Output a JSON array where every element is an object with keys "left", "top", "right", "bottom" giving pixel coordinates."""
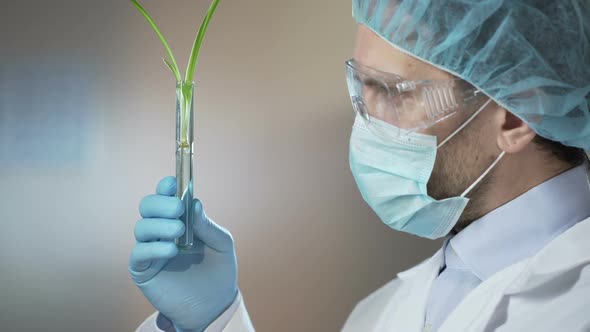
[{"left": 0, "top": 0, "right": 440, "bottom": 331}]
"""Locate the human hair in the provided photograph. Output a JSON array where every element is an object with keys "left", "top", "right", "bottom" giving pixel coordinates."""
[{"left": 533, "top": 135, "right": 588, "bottom": 167}]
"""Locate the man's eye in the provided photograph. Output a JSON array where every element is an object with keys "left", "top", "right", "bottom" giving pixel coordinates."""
[{"left": 371, "top": 86, "right": 389, "bottom": 96}]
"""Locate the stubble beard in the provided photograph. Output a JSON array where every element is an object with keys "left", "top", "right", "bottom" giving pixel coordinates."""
[{"left": 426, "top": 127, "right": 498, "bottom": 234}]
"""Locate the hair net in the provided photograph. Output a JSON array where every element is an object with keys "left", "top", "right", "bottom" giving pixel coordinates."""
[{"left": 352, "top": 0, "right": 590, "bottom": 150}]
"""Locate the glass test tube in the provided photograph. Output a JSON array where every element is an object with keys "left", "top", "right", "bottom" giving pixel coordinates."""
[{"left": 175, "top": 81, "right": 195, "bottom": 251}]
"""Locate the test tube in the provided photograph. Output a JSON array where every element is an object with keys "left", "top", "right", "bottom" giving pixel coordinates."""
[{"left": 175, "top": 81, "right": 195, "bottom": 251}]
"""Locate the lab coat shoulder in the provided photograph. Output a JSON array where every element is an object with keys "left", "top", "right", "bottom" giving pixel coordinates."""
[
  {"left": 341, "top": 256, "right": 436, "bottom": 332},
  {"left": 341, "top": 217, "right": 590, "bottom": 332},
  {"left": 341, "top": 277, "right": 402, "bottom": 331},
  {"left": 441, "top": 216, "right": 590, "bottom": 331},
  {"left": 463, "top": 217, "right": 590, "bottom": 331}
]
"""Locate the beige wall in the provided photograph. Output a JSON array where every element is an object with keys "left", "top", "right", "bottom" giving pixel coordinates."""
[{"left": 0, "top": 1, "right": 441, "bottom": 331}]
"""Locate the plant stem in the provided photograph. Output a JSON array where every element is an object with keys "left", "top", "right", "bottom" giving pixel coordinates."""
[{"left": 178, "top": 81, "right": 194, "bottom": 146}]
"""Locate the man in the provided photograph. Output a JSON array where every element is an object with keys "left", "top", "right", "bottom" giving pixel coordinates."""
[{"left": 130, "top": 1, "right": 590, "bottom": 331}]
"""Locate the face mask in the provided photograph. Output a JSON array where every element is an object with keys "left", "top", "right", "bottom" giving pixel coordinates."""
[{"left": 349, "top": 99, "right": 505, "bottom": 239}]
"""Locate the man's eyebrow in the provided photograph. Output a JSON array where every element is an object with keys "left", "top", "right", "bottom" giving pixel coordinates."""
[{"left": 361, "top": 77, "right": 383, "bottom": 87}]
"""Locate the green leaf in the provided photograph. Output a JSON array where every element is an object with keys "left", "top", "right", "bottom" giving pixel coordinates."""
[
  {"left": 131, "top": 0, "right": 182, "bottom": 82},
  {"left": 163, "top": 58, "right": 181, "bottom": 79},
  {"left": 185, "top": 0, "right": 221, "bottom": 82}
]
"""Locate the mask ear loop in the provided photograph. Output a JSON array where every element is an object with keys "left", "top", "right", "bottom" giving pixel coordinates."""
[
  {"left": 437, "top": 99, "right": 493, "bottom": 149},
  {"left": 432, "top": 97, "right": 505, "bottom": 197},
  {"left": 461, "top": 150, "right": 506, "bottom": 197}
]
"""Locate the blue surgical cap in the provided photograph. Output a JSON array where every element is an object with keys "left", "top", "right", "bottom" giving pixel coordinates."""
[{"left": 353, "top": 0, "right": 590, "bottom": 150}]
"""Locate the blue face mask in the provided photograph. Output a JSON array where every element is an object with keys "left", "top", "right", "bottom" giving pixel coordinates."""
[{"left": 349, "top": 99, "right": 505, "bottom": 239}]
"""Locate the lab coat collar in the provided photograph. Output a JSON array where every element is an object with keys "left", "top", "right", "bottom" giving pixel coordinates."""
[
  {"left": 449, "top": 165, "right": 590, "bottom": 281},
  {"left": 384, "top": 216, "right": 590, "bottom": 332},
  {"left": 439, "top": 216, "right": 590, "bottom": 332},
  {"left": 505, "top": 215, "right": 590, "bottom": 294},
  {"left": 397, "top": 247, "right": 444, "bottom": 281},
  {"left": 392, "top": 248, "right": 444, "bottom": 331}
]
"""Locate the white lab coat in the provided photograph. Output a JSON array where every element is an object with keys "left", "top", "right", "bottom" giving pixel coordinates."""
[{"left": 138, "top": 216, "right": 590, "bottom": 332}]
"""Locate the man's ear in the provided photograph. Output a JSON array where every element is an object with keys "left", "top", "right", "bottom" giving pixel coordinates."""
[{"left": 495, "top": 108, "right": 536, "bottom": 153}]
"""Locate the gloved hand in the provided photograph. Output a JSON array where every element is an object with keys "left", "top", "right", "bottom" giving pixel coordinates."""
[{"left": 129, "top": 176, "right": 238, "bottom": 332}]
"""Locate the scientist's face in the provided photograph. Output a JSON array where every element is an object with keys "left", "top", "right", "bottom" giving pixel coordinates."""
[{"left": 352, "top": 25, "right": 501, "bottom": 229}]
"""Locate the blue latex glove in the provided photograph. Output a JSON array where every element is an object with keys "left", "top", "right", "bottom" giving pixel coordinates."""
[{"left": 129, "top": 176, "right": 238, "bottom": 332}]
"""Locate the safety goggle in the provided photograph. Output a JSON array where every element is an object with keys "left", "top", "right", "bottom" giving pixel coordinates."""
[{"left": 345, "top": 59, "right": 486, "bottom": 139}]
